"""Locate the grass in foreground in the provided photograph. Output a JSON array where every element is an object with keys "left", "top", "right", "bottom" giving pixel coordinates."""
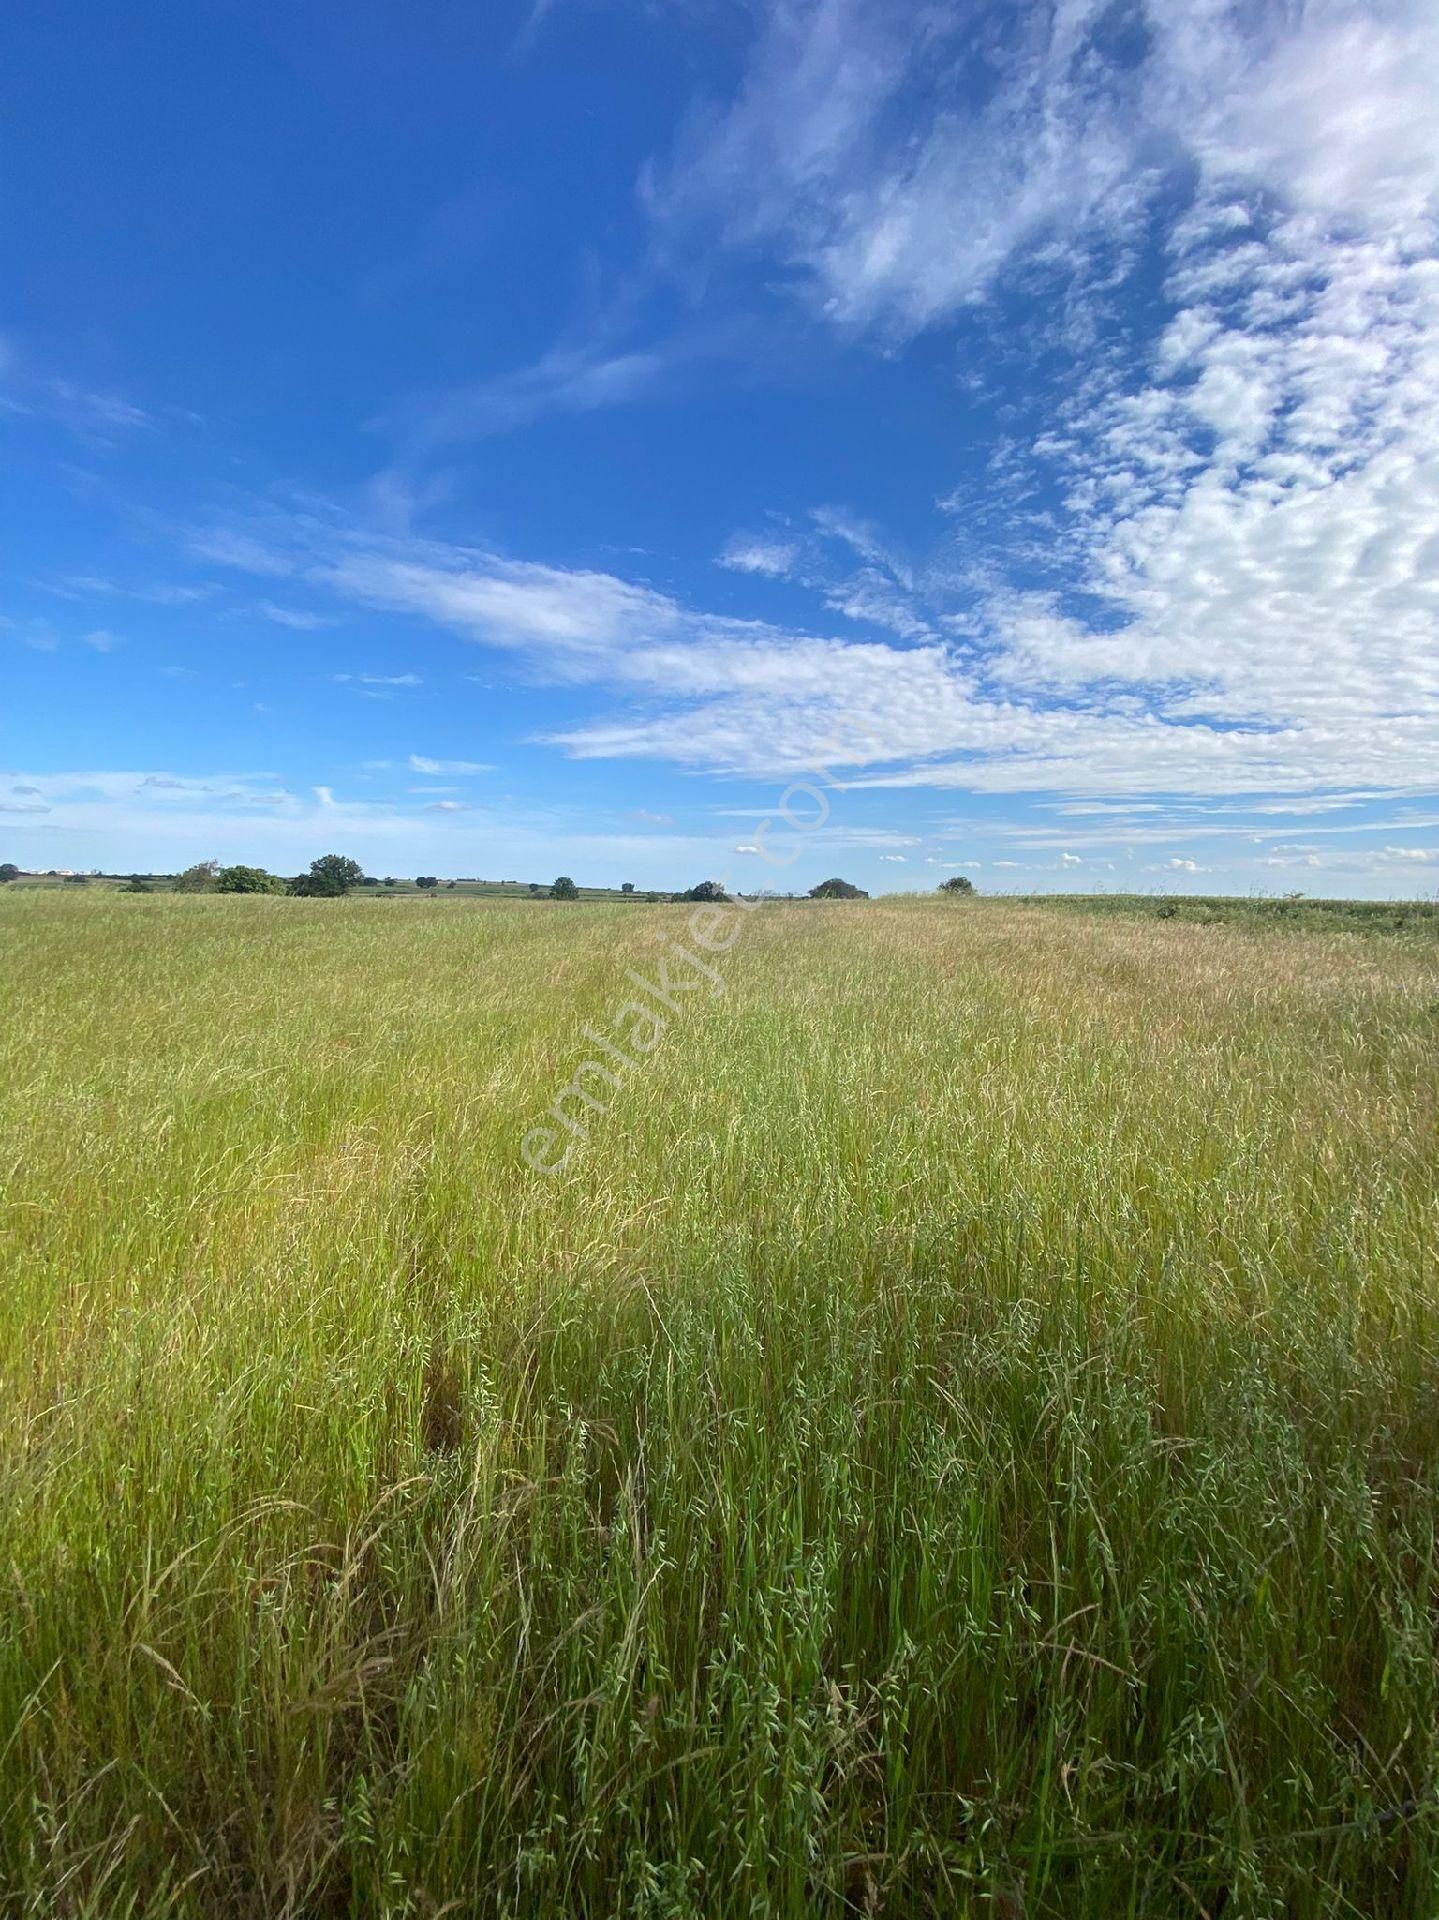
[{"left": 1, "top": 891, "right": 1437, "bottom": 1917}]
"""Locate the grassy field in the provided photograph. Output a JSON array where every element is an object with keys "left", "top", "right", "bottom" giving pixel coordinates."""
[
  {"left": 2, "top": 890, "right": 1437, "bottom": 1917},
  {"left": 1022, "top": 892, "right": 1439, "bottom": 940}
]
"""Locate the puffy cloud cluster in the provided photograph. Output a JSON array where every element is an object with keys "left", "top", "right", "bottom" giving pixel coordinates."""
[{"left": 181, "top": 0, "right": 1439, "bottom": 804}]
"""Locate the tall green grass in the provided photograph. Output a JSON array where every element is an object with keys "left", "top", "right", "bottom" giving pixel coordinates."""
[{"left": 1, "top": 890, "right": 1436, "bottom": 1916}]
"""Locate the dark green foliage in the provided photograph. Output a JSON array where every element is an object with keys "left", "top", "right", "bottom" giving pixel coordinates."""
[
  {"left": 0, "top": 863, "right": 19, "bottom": 884},
  {"left": 679, "top": 879, "right": 728, "bottom": 903},
  {"left": 215, "top": 865, "right": 284, "bottom": 894},
  {"left": 289, "top": 854, "right": 365, "bottom": 897},
  {"left": 551, "top": 875, "right": 579, "bottom": 901},
  {"left": 415, "top": 876, "right": 440, "bottom": 890},
  {"left": 173, "top": 860, "right": 219, "bottom": 893},
  {"left": 419, "top": 1339, "right": 465, "bottom": 1455},
  {"left": 809, "top": 876, "right": 868, "bottom": 899},
  {"left": 939, "top": 875, "right": 975, "bottom": 894}
]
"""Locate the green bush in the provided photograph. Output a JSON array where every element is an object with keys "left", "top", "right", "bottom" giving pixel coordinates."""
[{"left": 216, "top": 865, "right": 284, "bottom": 894}]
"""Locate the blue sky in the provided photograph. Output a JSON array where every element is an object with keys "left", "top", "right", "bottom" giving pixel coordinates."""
[{"left": 4, "top": 0, "right": 1438, "bottom": 895}]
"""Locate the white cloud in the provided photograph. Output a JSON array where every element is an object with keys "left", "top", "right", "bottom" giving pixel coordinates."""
[
  {"left": 645, "top": 0, "right": 1439, "bottom": 339},
  {"left": 718, "top": 535, "right": 798, "bottom": 578},
  {"left": 1, "top": 340, "right": 151, "bottom": 442},
  {"left": 53, "top": 575, "right": 213, "bottom": 607},
  {"left": 44, "top": 379, "right": 150, "bottom": 438},
  {"left": 720, "top": 507, "right": 938, "bottom": 640},
  {"left": 188, "top": 529, "right": 296, "bottom": 576},
  {"left": 261, "top": 603, "right": 334, "bottom": 631},
  {"left": 2, "top": 771, "right": 298, "bottom": 817},
  {"left": 389, "top": 341, "right": 670, "bottom": 445},
  {"left": 820, "top": 570, "right": 933, "bottom": 641},
  {"left": 0, "top": 766, "right": 771, "bottom": 888},
  {"left": 190, "top": 507, "right": 1438, "bottom": 801},
  {"left": 379, "top": 318, "right": 752, "bottom": 448},
  {"left": 631, "top": 2, "right": 1438, "bottom": 804},
  {"left": 190, "top": 0, "right": 1439, "bottom": 826},
  {"left": 1, "top": 615, "right": 59, "bottom": 651},
  {"left": 644, "top": 0, "right": 1152, "bottom": 337},
  {"left": 332, "top": 672, "right": 423, "bottom": 687},
  {"left": 125, "top": 1, "right": 1429, "bottom": 845},
  {"left": 628, "top": 6, "right": 1439, "bottom": 806},
  {"left": 407, "top": 753, "right": 493, "bottom": 775},
  {"left": 1174, "top": 3, "right": 1439, "bottom": 236},
  {"left": 811, "top": 506, "right": 912, "bottom": 589}
]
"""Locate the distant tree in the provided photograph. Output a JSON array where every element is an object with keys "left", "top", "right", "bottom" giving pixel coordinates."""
[
  {"left": 528, "top": 882, "right": 542, "bottom": 895},
  {"left": 938, "top": 875, "right": 975, "bottom": 895},
  {"left": 644, "top": 891, "right": 659, "bottom": 903},
  {"left": 62, "top": 873, "right": 89, "bottom": 885},
  {"left": 621, "top": 881, "right": 635, "bottom": 894},
  {"left": 216, "top": 864, "right": 284, "bottom": 894},
  {"left": 0, "top": 862, "right": 20, "bottom": 884},
  {"left": 174, "top": 859, "right": 220, "bottom": 893},
  {"left": 445, "top": 880, "right": 456, "bottom": 889},
  {"left": 809, "top": 877, "right": 868, "bottom": 900},
  {"left": 289, "top": 853, "right": 365, "bottom": 897},
  {"left": 551, "top": 875, "right": 579, "bottom": 901},
  {"left": 122, "top": 876, "right": 154, "bottom": 893},
  {"left": 679, "top": 879, "right": 728, "bottom": 903},
  {"left": 415, "top": 875, "right": 440, "bottom": 889},
  {"left": 383, "top": 877, "right": 398, "bottom": 888}
]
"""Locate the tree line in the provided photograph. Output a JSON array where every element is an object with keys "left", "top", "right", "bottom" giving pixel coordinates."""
[{"left": 2, "top": 857, "right": 977, "bottom": 899}]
